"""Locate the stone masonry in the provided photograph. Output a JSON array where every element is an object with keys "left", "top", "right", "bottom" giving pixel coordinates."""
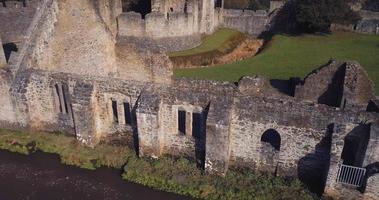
[
  {"left": 0, "top": 0, "right": 378, "bottom": 199},
  {"left": 117, "top": 0, "right": 281, "bottom": 51}
]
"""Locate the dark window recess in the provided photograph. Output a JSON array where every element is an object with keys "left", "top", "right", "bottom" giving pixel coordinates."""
[
  {"left": 192, "top": 112, "right": 202, "bottom": 138},
  {"left": 112, "top": 100, "right": 119, "bottom": 124},
  {"left": 215, "top": 0, "right": 222, "bottom": 8},
  {"left": 178, "top": 110, "right": 186, "bottom": 135},
  {"left": 261, "top": 129, "right": 281, "bottom": 151},
  {"left": 3, "top": 43, "right": 18, "bottom": 62},
  {"left": 55, "top": 84, "right": 62, "bottom": 113},
  {"left": 124, "top": 0, "right": 151, "bottom": 19},
  {"left": 124, "top": 102, "right": 132, "bottom": 125}
]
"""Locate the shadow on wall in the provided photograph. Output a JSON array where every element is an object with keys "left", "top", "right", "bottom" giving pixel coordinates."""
[
  {"left": 3, "top": 43, "right": 18, "bottom": 62},
  {"left": 270, "top": 78, "right": 301, "bottom": 97},
  {"left": 341, "top": 123, "right": 371, "bottom": 167},
  {"left": 194, "top": 103, "right": 210, "bottom": 169},
  {"left": 131, "top": 96, "right": 141, "bottom": 156},
  {"left": 318, "top": 64, "right": 346, "bottom": 108},
  {"left": 297, "top": 124, "right": 333, "bottom": 195}
]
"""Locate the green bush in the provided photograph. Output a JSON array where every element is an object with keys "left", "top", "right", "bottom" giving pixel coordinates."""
[
  {"left": 122, "top": 156, "right": 316, "bottom": 200},
  {"left": 293, "top": 0, "right": 360, "bottom": 33}
]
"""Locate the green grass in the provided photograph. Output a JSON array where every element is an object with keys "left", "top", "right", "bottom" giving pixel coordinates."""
[
  {"left": 0, "top": 129, "right": 132, "bottom": 169},
  {"left": 174, "top": 32, "right": 379, "bottom": 94},
  {"left": 168, "top": 28, "right": 244, "bottom": 57},
  {"left": 123, "top": 156, "right": 315, "bottom": 200}
]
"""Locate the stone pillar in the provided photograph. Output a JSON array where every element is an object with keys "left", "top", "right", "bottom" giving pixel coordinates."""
[
  {"left": 324, "top": 124, "right": 347, "bottom": 196},
  {"left": 136, "top": 93, "right": 162, "bottom": 158},
  {"left": 205, "top": 97, "right": 233, "bottom": 175},
  {"left": 200, "top": 0, "right": 216, "bottom": 34},
  {"left": 0, "top": 37, "right": 6, "bottom": 68},
  {"left": 71, "top": 81, "right": 97, "bottom": 146}
]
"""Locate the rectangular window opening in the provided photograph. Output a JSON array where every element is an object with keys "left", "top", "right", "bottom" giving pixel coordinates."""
[
  {"left": 178, "top": 110, "right": 186, "bottom": 135},
  {"left": 112, "top": 100, "right": 119, "bottom": 124},
  {"left": 124, "top": 102, "right": 132, "bottom": 125}
]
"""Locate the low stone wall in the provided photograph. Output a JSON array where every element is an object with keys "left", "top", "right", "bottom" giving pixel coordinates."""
[
  {"left": 122, "top": 34, "right": 201, "bottom": 54},
  {"left": 221, "top": 9, "right": 269, "bottom": 36},
  {"left": 118, "top": 11, "right": 198, "bottom": 38},
  {"left": 356, "top": 19, "right": 379, "bottom": 34},
  {"left": 355, "top": 10, "right": 379, "bottom": 34},
  {"left": 365, "top": 174, "right": 379, "bottom": 199},
  {"left": 117, "top": 11, "right": 201, "bottom": 51}
]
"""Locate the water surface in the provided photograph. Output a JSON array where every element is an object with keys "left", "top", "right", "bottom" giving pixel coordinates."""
[{"left": 0, "top": 150, "right": 193, "bottom": 200}]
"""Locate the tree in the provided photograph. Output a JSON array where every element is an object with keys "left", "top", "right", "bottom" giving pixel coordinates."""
[{"left": 294, "top": 0, "right": 360, "bottom": 33}]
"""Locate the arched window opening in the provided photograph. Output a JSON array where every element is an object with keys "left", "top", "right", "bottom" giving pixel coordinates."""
[
  {"left": 123, "top": 0, "right": 152, "bottom": 19},
  {"left": 261, "top": 129, "right": 281, "bottom": 151}
]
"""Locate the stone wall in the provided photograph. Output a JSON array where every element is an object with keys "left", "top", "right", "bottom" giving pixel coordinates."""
[
  {"left": 117, "top": 11, "right": 202, "bottom": 51},
  {"left": 269, "top": 0, "right": 285, "bottom": 13},
  {"left": 365, "top": 174, "right": 379, "bottom": 199},
  {"left": 221, "top": 9, "right": 269, "bottom": 36},
  {"left": 0, "top": 0, "right": 41, "bottom": 44},
  {"left": 0, "top": 59, "right": 378, "bottom": 197},
  {"left": 295, "top": 60, "right": 375, "bottom": 110},
  {"left": 356, "top": 10, "right": 379, "bottom": 34},
  {"left": 0, "top": 37, "right": 6, "bottom": 67}
]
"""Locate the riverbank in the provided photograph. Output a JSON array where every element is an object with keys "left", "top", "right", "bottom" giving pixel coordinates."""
[
  {"left": 0, "top": 150, "right": 191, "bottom": 200},
  {"left": 0, "top": 129, "right": 316, "bottom": 200}
]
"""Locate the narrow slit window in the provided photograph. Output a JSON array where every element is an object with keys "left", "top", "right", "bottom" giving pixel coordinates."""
[
  {"left": 55, "top": 84, "right": 62, "bottom": 113},
  {"left": 124, "top": 102, "right": 132, "bottom": 125},
  {"left": 178, "top": 110, "right": 186, "bottom": 135},
  {"left": 112, "top": 100, "right": 119, "bottom": 124},
  {"left": 192, "top": 112, "right": 202, "bottom": 138},
  {"left": 61, "top": 84, "right": 69, "bottom": 114}
]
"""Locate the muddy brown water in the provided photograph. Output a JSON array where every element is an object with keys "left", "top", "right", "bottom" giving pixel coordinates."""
[{"left": 0, "top": 150, "right": 193, "bottom": 200}]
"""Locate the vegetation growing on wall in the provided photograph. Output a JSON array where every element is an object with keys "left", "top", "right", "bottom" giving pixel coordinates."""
[{"left": 0, "top": 129, "right": 316, "bottom": 200}]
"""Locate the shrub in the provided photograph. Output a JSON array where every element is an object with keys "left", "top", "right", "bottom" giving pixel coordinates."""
[{"left": 293, "top": 0, "right": 361, "bottom": 33}]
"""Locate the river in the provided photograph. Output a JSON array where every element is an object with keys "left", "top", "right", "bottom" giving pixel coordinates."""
[{"left": 0, "top": 150, "right": 193, "bottom": 200}]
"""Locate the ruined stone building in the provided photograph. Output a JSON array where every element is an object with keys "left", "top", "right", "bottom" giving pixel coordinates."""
[
  {"left": 118, "top": 0, "right": 282, "bottom": 51},
  {"left": 0, "top": 0, "right": 378, "bottom": 199}
]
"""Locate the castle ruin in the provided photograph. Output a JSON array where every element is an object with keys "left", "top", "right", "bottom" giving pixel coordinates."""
[
  {"left": 0, "top": 0, "right": 378, "bottom": 199},
  {"left": 118, "top": 0, "right": 279, "bottom": 51}
]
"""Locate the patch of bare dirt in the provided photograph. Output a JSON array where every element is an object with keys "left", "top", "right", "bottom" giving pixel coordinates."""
[{"left": 215, "top": 38, "right": 264, "bottom": 65}]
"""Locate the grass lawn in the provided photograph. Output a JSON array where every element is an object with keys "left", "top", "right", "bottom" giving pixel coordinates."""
[
  {"left": 168, "top": 28, "right": 244, "bottom": 57},
  {"left": 174, "top": 32, "right": 379, "bottom": 94}
]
